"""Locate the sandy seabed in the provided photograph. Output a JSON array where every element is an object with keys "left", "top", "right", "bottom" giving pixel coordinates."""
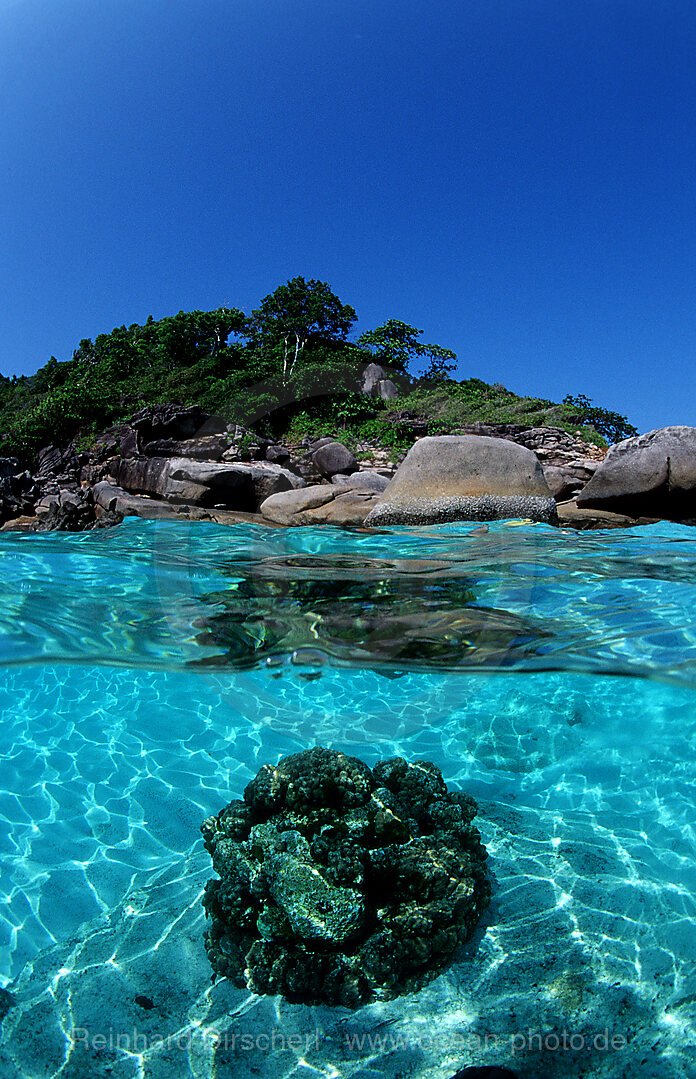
[{"left": 1, "top": 662, "right": 694, "bottom": 1079}]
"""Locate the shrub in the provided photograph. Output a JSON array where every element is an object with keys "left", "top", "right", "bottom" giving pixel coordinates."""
[{"left": 561, "top": 395, "right": 637, "bottom": 443}]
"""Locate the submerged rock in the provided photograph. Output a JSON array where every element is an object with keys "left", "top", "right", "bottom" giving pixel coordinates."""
[
  {"left": 195, "top": 560, "right": 549, "bottom": 672},
  {"left": 450, "top": 1069, "right": 519, "bottom": 1079},
  {"left": 0, "top": 986, "right": 16, "bottom": 1019},
  {"left": 202, "top": 747, "right": 490, "bottom": 1006}
]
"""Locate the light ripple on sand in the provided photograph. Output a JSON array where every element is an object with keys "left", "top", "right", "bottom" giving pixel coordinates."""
[{"left": 0, "top": 663, "right": 695, "bottom": 1077}]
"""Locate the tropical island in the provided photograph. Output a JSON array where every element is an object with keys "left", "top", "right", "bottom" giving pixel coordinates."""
[{"left": 0, "top": 276, "right": 689, "bottom": 533}]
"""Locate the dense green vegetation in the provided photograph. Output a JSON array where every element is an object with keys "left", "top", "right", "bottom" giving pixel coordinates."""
[{"left": 0, "top": 276, "right": 637, "bottom": 464}]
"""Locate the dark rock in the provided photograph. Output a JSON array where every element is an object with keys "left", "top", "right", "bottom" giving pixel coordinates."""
[
  {"left": 129, "top": 404, "right": 227, "bottom": 443},
  {"left": 202, "top": 748, "right": 490, "bottom": 1007},
  {"left": 35, "top": 488, "right": 122, "bottom": 532},
  {"left": 366, "top": 435, "right": 557, "bottom": 526},
  {"left": 91, "top": 480, "right": 264, "bottom": 525},
  {"left": 142, "top": 435, "right": 230, "bottom": 461},
  {"left": 576, "top": 425, "right": 696, "bottom": 519},
  {"left": 109, "top": 456, "right": 211, "bottom": 503},
  {"left": 35, "top": 443, "right": 88, "bottom": 480},
  {"left": 0, "top": 987, "right": 16, "bottom": 1018},
  {"left": 80, "top": 461, "right": 109, "bottom": 486},
  {"left": 36, "top": 445, "right": 67, "bottom": 478},
  {"left": 109, "top": 455, "right": 301, "bottom": 511},
  {"left": 134, "top": 995, "right": 155, "bottom": 1010},
  {"left": 312, "top": 441, "right": 358, "bottom": 477},
  {"left": 168, "top": 459, "right": 302, "bottom": 506},
  {"left": 108, "top": 457, "right": 242, "bottom": 507},
  {"left": 91, "top": 507, "right": 126, "bottom": 529},
  {"left": 0, "top": 458, "right": 18, "bottom": 481},
  {"left": 223, "top": 426, "right": 271, "bottom": 461},
  {"left": 0, "top": 457, "right": 34, "bottom": 523},
  {"left": 93, "top": 480, "right": 184, "bottom": 519},
  {"left": 543, "top": 463, "right": 597, "bottom": 502},
  {"left": 265, "top": 444, "right": 291, "bottom": 465},
  {"left": 90, "top": 424, "right": 139, "bottom": 462},
  {"left": 288, "top": 453, "right": 325, "bottom": 486},
  {"left": 450, "top": 1069, "right": 519, "bottom": 1079}
]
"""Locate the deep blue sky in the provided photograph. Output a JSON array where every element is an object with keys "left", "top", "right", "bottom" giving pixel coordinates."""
[{"left": 2, "top": 0, "right": 696, "bottom": 433}]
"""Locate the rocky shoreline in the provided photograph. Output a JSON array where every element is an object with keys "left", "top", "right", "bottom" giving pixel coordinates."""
[{"left": 0, "top": 403, "right": 690, "bottom": 533}]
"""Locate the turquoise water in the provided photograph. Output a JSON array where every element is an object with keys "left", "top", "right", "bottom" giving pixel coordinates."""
[{"left": 0, "top": 519, "right": 695, "bottom": 1078}]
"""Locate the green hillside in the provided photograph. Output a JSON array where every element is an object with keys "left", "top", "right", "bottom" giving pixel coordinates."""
[{"left": 0, "top": 277, "right": 636, "bottom": 464}]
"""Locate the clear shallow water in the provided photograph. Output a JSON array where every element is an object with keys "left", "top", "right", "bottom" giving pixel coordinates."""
[{"left": 0, "top": 519, "right": 695, "bottom": 1078}]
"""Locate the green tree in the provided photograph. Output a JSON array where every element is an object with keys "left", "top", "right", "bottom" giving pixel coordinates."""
[
  {"left": 562, "top": 394, "right": 637, "bottom": 443},
  {"left": 246, "top": 277, "right": 357, "bottom": 383},
  {"left": 0, "top": 306, "right": 247, "bottom": 462},
  {"left": 357, "top": 319, "right": 456, "bottom": 378},
  {"left": 145, "top": 307, "right": 246, "bottom": 369}
]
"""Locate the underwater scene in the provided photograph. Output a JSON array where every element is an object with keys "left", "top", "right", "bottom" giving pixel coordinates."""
[{"left": 0, "top": 518, "right": 695, "bottom": 1078}]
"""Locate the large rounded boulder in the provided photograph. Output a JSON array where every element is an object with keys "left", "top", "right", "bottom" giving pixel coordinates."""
[
  {"left": 576, "top": 426, "right": 696, "bottom": 520},
  {"left": 364, "top": 435, "right": 556, "bottom": 526},
  {"left": 312, "top": 440, "right": 358, "bottom": 477}
]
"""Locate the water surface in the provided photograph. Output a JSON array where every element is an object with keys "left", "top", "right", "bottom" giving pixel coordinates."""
[{"left": 0, "top": 519, "right": 694, "bottom": 1078}]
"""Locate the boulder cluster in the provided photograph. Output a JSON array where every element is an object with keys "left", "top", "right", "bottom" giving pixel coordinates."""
[
  {"left": 2, "top": 399, "right": 694, "bottom": 532},
  {"left": 0, "top": 404, "right": 401, "bottom": 531},
  {"left": 201, "top": 747, "right": 490, "bottom": 1006}
]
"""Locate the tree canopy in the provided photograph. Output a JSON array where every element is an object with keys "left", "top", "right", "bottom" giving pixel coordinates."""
[
  {"left": 561, "top": 394, "right": 637, "bottom": 443},
  {"left": 357, "top": 319, "right": 457, "bottom": 379},
  {"left": 246, "top": 276, "right": 357, "bottom": 382}
]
